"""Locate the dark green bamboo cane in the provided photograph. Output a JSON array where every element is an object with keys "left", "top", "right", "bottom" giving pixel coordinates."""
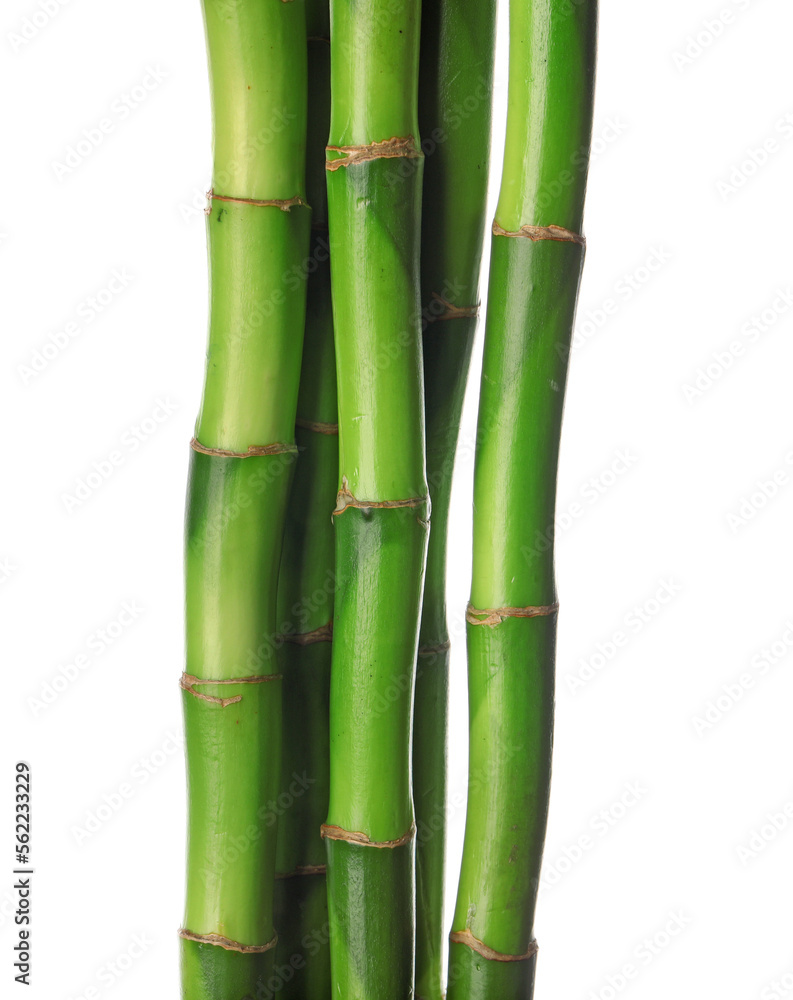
[
  {"left": 273, "top": 2, "right": 335, "bottom": 995},
  {"left": 181, "top": 2, "right": 310, "bottom": 998},
  {"left": 413, "top": 4, "right": 497, "bottom": 998},
  {"left": 322, "top": 1, "right": 428, "bottom": 997},
  {"left": 447, "top": 2, "right": 597, "bottom": 998}
]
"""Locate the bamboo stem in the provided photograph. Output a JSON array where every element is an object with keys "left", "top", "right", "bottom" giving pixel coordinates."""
[
  {"left": 182, "top": 2, "right": 310, "bottom": 997},
  {"left": 414, "top": 3, "right": 497, "bottom": 997},
  {"left": 448, "top": 2, "right": 598, "bottom": 998},
  {"left": 323, "top": 0, "right": 428, "bottom": 996},
  {"left": 273, "top": 1, "right": 335, "bottom": 992}
]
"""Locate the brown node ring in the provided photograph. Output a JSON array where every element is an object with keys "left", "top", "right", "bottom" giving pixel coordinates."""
[
  {"left": 280, "top": 621, "right": 333, "bottom": 646},
  {"left": 275, "top": 864, "right": 327, "bottom": 879},
  {"left": 492, "top": 221, "right": 585, "bottom": 245},
  {"left": 326, "top": 135, "right": 422, "bottom": 172},
  {"left": 180, "top": 672, "right": 281, "bottom": 708},
  {"left": 296, "top": 417, "right": 339, "bottom": 436},
  {"left": 206, "top": 188, "right": 308, "bottom": 212},
  {"left": 417, "top": 640, "right": 452, "bottom": 656},
  {"left": 334, "top": 477, "right": 428, "bottom": 516},
  {"left": 466, "top": 602, "right": 559, "bottom": 627},
  {"left": 190, "top": 437, "right": 297, "bottom": 459},
  {"left": 179, "top": 929, "right": 278, "bottom": 954},
  {"left": 450, "top": 928, "right": 538, "bottom": 963},
  {"left": 428, "top": 293, "right": 480, "bottom": 322},
  {"left": 320, "top": 823, "right": 415, "bottom": 849}
]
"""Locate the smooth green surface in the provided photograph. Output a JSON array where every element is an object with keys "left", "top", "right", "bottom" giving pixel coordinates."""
[
  {"left": 447, "top": 942, "right": 537, "bottom": 999},
  {"left": 326, "top": 157, "right": 426, "bottom": 501},
  {"left": 195, "top": 201, "right": 311, "bottom": 453},
  {"left": 450, "top": 2, "right": 597, "bottom": 995},
  {"left": 497, "top": 0, "right": 597, "bottom": 231},
  {"left": 183, "top": 680, "right": 281, "bottom": 945},
  {"left": 202, "top": 0, "right": 308, "bottom": 201},
  {"left": 273, "top": 875, "right": 332, "bottom": 999},
  {"left": 470, "top": 240, "right": 585, "bottom": 609},
  {"left": 328, "top": 0, "right": 421, "bottom": 147},
  {"left": 325, "top": 840, "right": 415, "bottom": 999},
  {"left": 415, "top": 2, "right": 496, "bottom": 995},
  {"left": 412, "top": 646, "right": 450, "bottom": 1000},
  {"left": 181, "top": 938, "right": 271, "bottom": 1000},
  {"left": 453, "top": 613, "right": 556, "bottom": 953},
  {"left": 186, "top": 453, "right": 296, "bottom": 682}
]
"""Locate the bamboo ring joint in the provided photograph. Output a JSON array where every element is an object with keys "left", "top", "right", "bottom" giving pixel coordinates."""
[
  {"left": 492, "top": 221, "right": 585, "bottom": 245},
  {"left": 178, "top": 929, "right": 278, "bottom": 954},
  {"left": 206, "top": 189, "right": 308, "bottom": 212},
  {"left": 180, "top": 672, "right": 281, "bottom": 707},
  {"left": 417, "top": 640, "right": 451, "bottom": 656},
  {"left": 320, "top": 823, "right": 415, "bottom": 849},
  {"left": 275, "top": 864, "right": 327, "bottom": 879},
  {"left": 326, "top": 135, "right": 422, "bottom": 171},
  {"left": 450, "top": 928, "right": 538, "bottom": 963},
  {"left": 296, "top": 417, "right": 339, "bottom": 435},
  {"left": 428, "top": 293, "right": 480, "bottom": 322},
  {"left": 279, "top": 621, "right": 333, "bottom": 646},
  {"left": 334, "top": 479, "right": 429, "bottom": 516},
  {"left": 190, "top": 437, "right": 297, "bottom": 459},
  {"left": 466, "top": 602, "right": 559, "bottom": 627}
]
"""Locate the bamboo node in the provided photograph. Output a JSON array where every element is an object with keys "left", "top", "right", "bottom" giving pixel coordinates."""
[
  {"left": 465, "top": 603, "right": 559, "bottom": 627},
  {"left": 320, "top": 823, "right": 415, "bottom": 849},
  {"left": 325, "top": 135, "right": 422, "bottom": 172},
  {"left": 180, "top": 672, "right": 281, "bottom": 707},
  {"left": 334, "top": 478, "right": 428, "bottom": 516},
  {"left": 450, "top": 928, "right": 538, "bottom": 963},
  {"left": 207, "top": 189, "right": 309, "bottom": 212},
  {"left": 190, "top": 437, "right": 298, "bottom": 459},
  {"left": 275, "top": 864, "right": 327, "bottom": 879},
  {"left": 280, "top": 621, "right": 333, "bottom": 646},
  {"left": 492, "top": 221, "right": 585, "bottom": 245},
  {"left": 179, "top": 929, "right": 278, "bottom": 954},
  {"left": 417, "top": 640, "right": 451, "bottom": 656},
  {"left": 296, "top": 417, "right": 339, "bottom": 435},
  {"left": 427, "top": 293, "right": 480, "bottom": 322}
]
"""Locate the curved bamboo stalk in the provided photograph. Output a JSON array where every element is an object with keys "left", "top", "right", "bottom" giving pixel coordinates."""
[
  {"left": 414, "top": 3, "right": 497, "bottom": 997},
  {"left": 323, "top": 0, "right": 428, "bottom": 996},
  {"left": 273, "top": 0, "right": 336, "bottom": 993},
  {"left": 181, "top": 2, "right": 310, "bottom": 997},
  {"left": 447, "top": 2, "right": 598, "bottom": 998}
]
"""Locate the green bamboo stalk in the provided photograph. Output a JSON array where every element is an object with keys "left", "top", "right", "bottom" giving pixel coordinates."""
[
  {"left": 181, "top": 2, "right": 310, "bottom": 998},
  {"left": 322, "top": 1, "right": 428, "bottom": 997},
  {"left": 414, "top": 4, "right": 497, "bottom": 998},
  {"left": 273, "top": 0, "right": 335, "bottom": 994},
  {"left": 447, "top": 2, "right": 597, "bottom": 998}
]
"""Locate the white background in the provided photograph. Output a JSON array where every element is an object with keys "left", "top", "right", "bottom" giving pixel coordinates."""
[{"left": 2, "top": 0, "right": 792, "bottom": 997}]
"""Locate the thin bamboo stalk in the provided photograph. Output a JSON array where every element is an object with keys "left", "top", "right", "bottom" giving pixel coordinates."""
[
  {"left": 181, "top": 2, "right": 310, "bottom": 998},
  {"left": 414, "top": 3, "right": 497, "bottom": 997},
  {"left": 447, "top": 2, "right": 598, "bottom": 998},
  {"left": 322, "top": 0, "right": 428, "bottom": 996},
  {"left": 273, "top": 0, "right": 336, "bottom": 993}
]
